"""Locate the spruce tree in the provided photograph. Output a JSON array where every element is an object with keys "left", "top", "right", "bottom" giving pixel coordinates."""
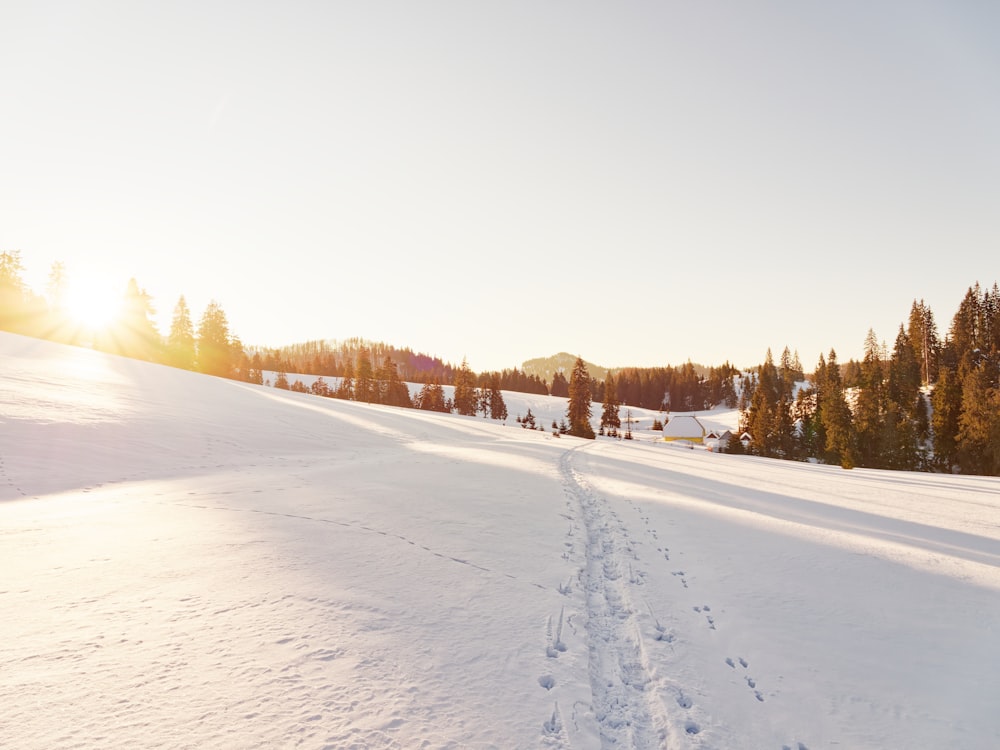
[
  {"left": 485, "top": 373, "right": 508, "bottom": 421},
  {"left": 452, "top": 358, "right": 477, "bottom": 416},
  {"left": 745, "top": 349, "right": 785, "bottom": 457},
  {"left": 0, "top": 250, "right": 27, "bottom": 333},
  {"left": 196, "top": 301, "right": 235, "bottom": 378},
  {"left": 111, "top": 278, "right": 161, "bottom": 362},
  {"left": 566, "top": 357, "right": 595, "bottom": 439},
  {"left": 815, "top": 350, "right": 856, "bottom": 469},
  {"left": 377, "top": 357, "right": 411, "bottom": 407},
  {"left": 600, "top": 373, "right": 621, "bottom": 434},
  {"left": 907, "top": 299, "right": 939, "bottom": 385},
  {"left": 415, "top": 380, "right": 447, "bottom": 412},
  {"left": 167, "top": 296, "right": 196, "bottom": 370},
  {"left": 336, "top": 359, "right": 355, "bottom": 400},
  {"left": 354, "top": 348, "right": 375, "bottom": 403},
  {"left": 930, "top": 366, "right": 962, "bottom": 471},
  {"left": 853, "top": 330, "right": 888, "bottom": 467},
  {"left": 550, "top": 371, "right": 569, "bottom": 398},
  {"left": 956, "top": 365, "right": 1000, "bottom": 475}
]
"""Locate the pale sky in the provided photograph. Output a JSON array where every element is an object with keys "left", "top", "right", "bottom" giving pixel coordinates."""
[{"left": 3, "top": 2, "right": 998, "bottom": 373}]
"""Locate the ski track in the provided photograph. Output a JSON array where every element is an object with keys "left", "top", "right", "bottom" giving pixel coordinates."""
[{"left": 559, "top": 445, "right": 669, "bottom": 749}]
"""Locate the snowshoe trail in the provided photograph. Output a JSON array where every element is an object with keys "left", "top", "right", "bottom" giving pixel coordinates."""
[{"left": 560, "top": 445, "right": 669, "bottom": 749}]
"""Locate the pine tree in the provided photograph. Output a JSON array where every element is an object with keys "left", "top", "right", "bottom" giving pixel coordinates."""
[
  {"left": 854, "top": 329, "right": 888, "bottom": 467},
  {"left": 549, "top": 371, "right": 569, "bottom": 398},
  {"left": 883, "top": 326, "right": 922, "bottom": 468},
  {"left": 415, "top": 380, "right": 448, "bottom": 412},
  {"left": 196, "top": 301, "right": 235, "bottom": 378},
  {"left": 907, "top": 299, "right": 939, "bottom": 385},
  {"left": 566, "top": 357, "right": 595, "bottom": 439},
  {"left": 311, "top": 377, "right": 331, "bottom": 397},
  {"left": 108, "top": 278, "right": 160, "bottom": 361},
  {"left": 166, "top": 296, "right": 196, "bottom": 370},
  {"left": 0, "top": 250, "right": 27, "bottom": 333},
  {"left": 354, "top": 348, "right": 375, "bottom": 403},
  {"left": 956, "top": 365, "right": 1000, "bottom": 475},
  {"left": 888, "top": 326, "right": 921, "bottom": 410},
  {"left": 745, "top": 349, "right": 786, "bottom": 457},
  {"left": 930, "top": 366, "right": 962, "bottom": 471},
  {"left": 522, "top": 408, "right": 537, "bottom": 429},
  {"left": 376, "top": 357, "right": 411, "bottom": 407},
  {"left": 336, "top": 359, "right": 355, "bottom": 400},
  {"left": 485, "top": 373, "right": 508, "bottom": 421},
  {"left": 600, "top": 373, "right": 621, "bottom": 434},
  {"left": 452, "top": 358, "right": 477, "bottom": 416},
  {"left": 815, "top": 350, "right": 856, "bottom": 469}
]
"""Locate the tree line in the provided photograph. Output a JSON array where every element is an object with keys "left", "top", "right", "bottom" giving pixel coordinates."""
[
  {"left": 255, "top": 338, "right": 550, "bottom": 394},
  {"left": 274, "top": 353, "right": 509, "bottom": 421},
  {"left": 5, "top": 251, "right": 997, "bottom": 473},
  {"left": 0, "top": 251, "right": 249, "bottom": 380},
  {"left": 734, "top": 284, "right": 1000, "bottom": 476}
]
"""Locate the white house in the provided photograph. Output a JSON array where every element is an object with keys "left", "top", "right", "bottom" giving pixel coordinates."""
[
  {"left": 704, "top": 429, "right": 733, "bottom": 452},
  {"left": 662, "top": 415, "right": 708, "bottom": 443}
]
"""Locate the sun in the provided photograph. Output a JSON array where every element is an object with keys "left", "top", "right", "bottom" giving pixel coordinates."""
[{"left": 64, "top": 276, "right": 123, "bottom": 331}]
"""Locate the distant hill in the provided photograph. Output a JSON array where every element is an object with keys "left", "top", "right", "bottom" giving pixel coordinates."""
[{"left": 521, "top": 353, "right": 608, "bottom": 384}]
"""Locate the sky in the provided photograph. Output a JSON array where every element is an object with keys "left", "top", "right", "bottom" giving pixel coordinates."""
[
  {"left": 4, "top": 331, "right": 1000, "bottom": 748},
  {"left": 3, "top": 1, "right": 999, "bottom": 373}
]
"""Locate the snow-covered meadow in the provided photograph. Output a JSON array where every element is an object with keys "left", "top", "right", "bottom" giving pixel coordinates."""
[{"left": 2, "top": 332, "right": 999, "bottom": 749}]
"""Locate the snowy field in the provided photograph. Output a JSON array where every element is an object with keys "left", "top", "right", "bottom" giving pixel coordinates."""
[{"left": 2, "top": 332, "right": 999, "bottom": 749}]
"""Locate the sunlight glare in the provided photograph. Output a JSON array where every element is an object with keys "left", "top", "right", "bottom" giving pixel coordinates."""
[{"left": 65, "top": 275, "right": 122, "bottom": 331}]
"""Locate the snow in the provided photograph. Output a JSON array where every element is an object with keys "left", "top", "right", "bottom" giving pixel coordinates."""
[{"left": 3, "top": 332, "right": 999, "bottom": 749}]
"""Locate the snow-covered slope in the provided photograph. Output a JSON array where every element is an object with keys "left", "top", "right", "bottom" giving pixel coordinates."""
[{"left": 3, "top": 333, "right": 999, "bottom": 749}]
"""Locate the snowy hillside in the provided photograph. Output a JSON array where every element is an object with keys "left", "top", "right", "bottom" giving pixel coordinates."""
[{"left": 2, "top": 332, "right": 999, "bottom": 749}]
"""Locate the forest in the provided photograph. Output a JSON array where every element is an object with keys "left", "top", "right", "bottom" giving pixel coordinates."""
[{"left": 2, "top": 250, "right": 998, "bottom": 475}]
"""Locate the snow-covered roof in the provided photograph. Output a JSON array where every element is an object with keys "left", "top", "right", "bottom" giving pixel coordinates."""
[{"left": 662, "top": 414, "right": 707, "bottom": 439}]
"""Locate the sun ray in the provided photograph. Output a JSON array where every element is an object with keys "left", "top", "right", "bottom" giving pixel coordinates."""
[{"left": 64, "top": 275, "right": 123, "bottom": 333}]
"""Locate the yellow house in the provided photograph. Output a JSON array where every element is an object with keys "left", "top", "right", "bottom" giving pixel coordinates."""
[{"left": 662, "top": 415, "right": 707, "bottom": 443}]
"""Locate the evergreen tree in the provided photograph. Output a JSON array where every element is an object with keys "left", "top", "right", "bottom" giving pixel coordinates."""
[
  {"left": 745, "top": 349, "right": 786, "bottom": 457},
  {"left": 229, "top": 335, "right": 249, "bottom": 381},
  {"left": 600, "top": 373, "right": 621, "bottom": 434},
  {"left": 566, "top": 357, "right": 595, "bottom": 439},
  {"left": 888, "top": 326, "right": 921, "bottom": 411},
  {"left": 550, "top": 371, "right": 569, "bottom": 398},
  {"left": 484, "top": 373, "right": 508, "bottom": 421},
  {"left": 166, "top": 296, "right": 196, "bottom": 370},
  {"left": 956, "top": 365, "right": 1000, "bottom": 475},
  {"left": 108, "top": 278, "right": 160, "bottom": 361},
  {"left": 0, "top": 250, "right": 28, "bottom": 333},
  {"left": 949, "top": 284, "right": 985, "bottom": 375},
  {"left": 336, "top": 359, "right": 355, "bottom": 400},
  {"left": 930, "top": 366, "right": 962, "bottom": 471},
  {"left": 415, "top": 380, "right": 448, "bottom": 412},
  {"left": 815, "top": 350, "right": 856, "bottom": 469},
  {"left": 354, "top": 348, "right": 375, "bottom": 403},
  {"left": 376, "top": 356, "right": 412, "bottom": 407},
  {"left": 196, "top": 301, "right": 235, "bottom": 377},
  {"left": 452, "top": 358, "right": 477, "bottom": 416},
  {"left": 245, "top": 351, "right": 264, "bottom": 385},
  {"left": 274, "top": 371, "right": 290, "bottom": 390},
  {"left": 907, "top": 299, "right": 939, "bottom": 385},
  {"left": 310, "top": 377, "right": 331, "bottom": 397},
  {"left": 854, "top": 329, "right": 888, "bottom": 467}
]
